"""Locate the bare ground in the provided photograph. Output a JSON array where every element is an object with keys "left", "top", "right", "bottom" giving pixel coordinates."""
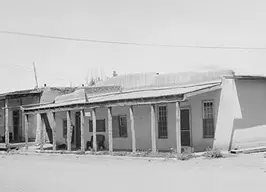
[{"left": 0, "top": 152, "right": 265, "bottom": 192}]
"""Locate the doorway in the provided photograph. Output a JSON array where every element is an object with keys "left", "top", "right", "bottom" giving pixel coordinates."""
[
  {"left": 75, "top": 112, "right": 81, "bottom": 149},
  {"left": 13, "top": 110, "right": 21, "bottom": 142},
  {"left": 181, "top": 108, "right": 191, "bottom": 146}
]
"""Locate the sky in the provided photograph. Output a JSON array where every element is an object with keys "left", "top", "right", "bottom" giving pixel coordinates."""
[{"left": 1, "top": 0, "right": 266, "bottom": 93}]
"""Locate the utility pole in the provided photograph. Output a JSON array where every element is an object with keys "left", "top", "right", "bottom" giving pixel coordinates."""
[{"left": 33, "top": 62, "right": 39, "bottom": 88}]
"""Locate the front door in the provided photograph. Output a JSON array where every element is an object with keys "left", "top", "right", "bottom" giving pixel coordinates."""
[
  {"left": 13, "top": 110, "right": 21, "bottom": 142},
  {"left": 75, "top": 112, "right": 81, "bottom": 149},
  {"left": 181, "top": 108, "right": 191, "bottom": 146}
]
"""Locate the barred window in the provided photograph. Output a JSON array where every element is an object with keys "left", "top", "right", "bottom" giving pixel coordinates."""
[
  {"left": 203, "top": 101, "right": 215, "bottom": 138},
  {"left": 89, "top": 119, "right": 106, "bottom": 132},
  {"left": 113, "top": 115, "right": 128, "bottom": 138},
  {"left": 158, "top": 105, "right": 168, "bottom": 139}
]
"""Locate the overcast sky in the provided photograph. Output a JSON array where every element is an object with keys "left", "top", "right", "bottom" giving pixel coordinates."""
[{"left": 1, "top": 0, "right": 266, "bottom": 93}]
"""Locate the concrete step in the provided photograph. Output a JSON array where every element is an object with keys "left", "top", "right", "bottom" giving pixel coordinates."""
[{"left": 230, "top": 146, "right": 266, "bottom": 154}]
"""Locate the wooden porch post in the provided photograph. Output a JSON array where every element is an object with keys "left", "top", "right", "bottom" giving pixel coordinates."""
[
  {"left": 67, "top": 111, "right": 72, "bottom": 151},
  {"left": 107, "top": 107, "right": 113, "bottom": 153},
  {"left": 176, "top": 102, "right": 181, "bottom": 154},
  {"left": 129, "top": 106, "right": 136, "bottom": 153},
  {"left": 80, "top": 109, "right": 85, "bottom": 152},
  {"left": 40, "top": 114, "right": 45, "bottom": 151},
  {"left": 24, "top": 114, "right": 29, "bottom": 150},
  {"left": 52, "top": 112, "right": 56, "bottom": 151},
  {"left": 151, "top": 104, "right": 156, "bottom": 153},
  {"left": 92, "top": 108, "right": 97, "bottom": 152},
  {"left": 4, "top": 98, "right": 9, "bottom": 147}
]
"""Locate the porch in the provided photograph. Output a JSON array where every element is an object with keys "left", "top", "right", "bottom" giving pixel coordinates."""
[{"left": 20, "top": 82, "right": 221, "bottom": 153}]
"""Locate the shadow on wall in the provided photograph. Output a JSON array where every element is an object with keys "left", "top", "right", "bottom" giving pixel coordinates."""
[{"left": 230, "top": 80, "right": 266, "bottom": 149}]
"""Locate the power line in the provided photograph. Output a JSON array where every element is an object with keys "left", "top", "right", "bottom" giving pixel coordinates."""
[{"left": 1, "top": 30, "right": 266, "bottom": 51}]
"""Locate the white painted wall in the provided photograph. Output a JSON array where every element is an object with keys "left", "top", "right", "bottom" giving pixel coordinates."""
[{"left": 231, "top": 79, "right": 266, "bottom": 149}]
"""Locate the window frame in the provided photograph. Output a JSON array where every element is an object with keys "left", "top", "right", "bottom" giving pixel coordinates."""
[
  {"left": 118, "top": 115, "right": 128, "bottom": 138},
  {"left": 202, "top": 100, "right": 215, "bottom": 139},
  {"left": 112, "top": 115, "right": 128, "bottom": 138},
  {"left": 89, "top": 119, "right": 106, "bottom": 132},
  {"left": 62, "top": 119, "right": 67, "bottom": 138},
  {"left": 157, "top": 105, "right": 168, "bottom": 139}
]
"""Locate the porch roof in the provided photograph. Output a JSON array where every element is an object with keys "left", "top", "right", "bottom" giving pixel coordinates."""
[
  {"left": 0, "top": 88, "right": 43, "bottom": 100},
  {"left": 22, "top": 81, "right": 221, "bottom": 114}
]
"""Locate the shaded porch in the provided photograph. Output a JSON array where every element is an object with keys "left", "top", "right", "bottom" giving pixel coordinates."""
[{"left": 21, "top": 82, "right": 221, "bottom": 154}]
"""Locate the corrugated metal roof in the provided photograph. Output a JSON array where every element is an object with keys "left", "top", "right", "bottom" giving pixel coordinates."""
[
  {"left": 95, "top": 72, "right": 157, "bottom": 90},
  {"left": 88, "top": 82, "right": 221, "bottom": 103},
  {"left": 95, "top": 70, "right": 233, "bottom": 91},
  {"left": 24, "top": 81, "right": 221, "bottom": 111}
]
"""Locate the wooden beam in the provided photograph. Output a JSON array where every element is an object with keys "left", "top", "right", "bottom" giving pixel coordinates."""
[
  {"left": 80, "top": 109, "right": 85, "bottom": 152},
  {"left": 107, "top": 107, "right": 113, "bottom": 153},
  {"left": 176, "top": 102, "right": 181, "bottom": 154},
  {"left": 92, "top": 108, "right": 97, "bottom": 152},
  {"left": 40, "top": 115, "right": 45, "bottom": 151},
  {"left": 67, "top": 111, "right": 72, "bottom": 151},
  {"left": 4, "top": 98, "right": 9, "bottom": 147},
  {"left": 23, "top": 95, "right": 184, "bottom": 115},
  {"left": 24, "top": 106, "right": 86, "bottom": 115},
  {"left": 52, "top": 112, "right": 56, "bottom": 151},
  {"left": 129, "top": 106, "right": 136, "bottom": 153},
  {"left": 150, "top": 104, "right": 156, "bottom": 153},
  {"left": 24, "top": 114, "right": 29, "bottom": 150}
]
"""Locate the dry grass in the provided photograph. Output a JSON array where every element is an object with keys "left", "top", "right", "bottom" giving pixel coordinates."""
[{"left": 203, "top": 148, "right": 224, "bottom": 158}]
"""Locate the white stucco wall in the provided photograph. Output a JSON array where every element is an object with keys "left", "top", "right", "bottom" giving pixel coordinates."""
[
  {"left": 187, "top": 90, "right": 221, "bottom": 152},
  {"left": 231, "top": 79, "right": 266, "bottom": 149}
]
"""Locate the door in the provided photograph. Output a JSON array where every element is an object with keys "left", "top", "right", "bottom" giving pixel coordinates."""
[
  {"left": 181, "top": 108, "right": 191, "bottom": 146},
  {"left": 75, "top": 112, "right": 81, "bottom": 148},
  {"left": 13, "top": 110, "right": 21, "bottom": 142}
]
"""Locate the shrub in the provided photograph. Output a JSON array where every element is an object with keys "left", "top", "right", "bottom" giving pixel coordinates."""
[
  {"left": 203, "top": 148, "right": 224, "bottom": 158},
  {"left": 113, "top": 151, "right": 128, "bottom": 156},
  {"left": 75, "top": 151, "right": 86, "bottom": 155},
  {"left": 177, "top": 149, "right": 194, "bottom": 161}
]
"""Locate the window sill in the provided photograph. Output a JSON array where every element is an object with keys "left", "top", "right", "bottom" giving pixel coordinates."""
[{"left": 158, "top": 137, "right": 168, "bottom": 139}]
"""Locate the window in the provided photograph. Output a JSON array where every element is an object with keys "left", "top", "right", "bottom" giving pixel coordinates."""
[
  {"left": 202, "top": 101, "right": 215, "bottom": 138},
  {"left": 62, "top": 119, "right": 67, "bottom": 138},
  {"left": 113, "top": 115, "right": 128, "bottom": 138},
  {"left": 89, "top": 119, "right": 106, "bottom": 132},
  {"left": 158, "top": 105, "right": 168, "bottom": 139}
]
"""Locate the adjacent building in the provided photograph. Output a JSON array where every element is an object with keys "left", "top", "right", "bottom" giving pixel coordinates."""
[{"left": 0, "top": 86, "right": 75, "bottom": 149}]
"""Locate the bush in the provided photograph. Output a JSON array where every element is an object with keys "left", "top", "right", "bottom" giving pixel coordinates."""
[
  {"left": 203, "top": 148, "right": 224, "bottom": 158},
  {"left": 75, "top": 151, "right": 86, "bottom": 155},
  {"left": 113, "top": 151, "right": 128, "bottom": 156},
  {"left": 177, "top": 149, "right": 194, "bottom": 161}
]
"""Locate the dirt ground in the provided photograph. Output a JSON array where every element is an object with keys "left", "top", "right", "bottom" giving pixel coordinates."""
[{"left": 0, "top": 152, "right": 265, "bottom": 192}]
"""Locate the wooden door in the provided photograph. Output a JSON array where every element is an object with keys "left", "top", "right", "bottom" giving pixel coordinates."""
[
  {"left": 181, "top": 108, "right": 191, "bottom": 146},
  {"left": 75, "top": 112, "right": 81, "bottom": 148},
  {"left": 13, "top": 110, "right": 20, "bottom": 142}
]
